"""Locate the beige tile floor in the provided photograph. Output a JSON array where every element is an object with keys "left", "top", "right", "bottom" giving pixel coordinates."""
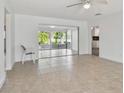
[{"left": 0, "top": 55, "right": 123, "bottom": 93}]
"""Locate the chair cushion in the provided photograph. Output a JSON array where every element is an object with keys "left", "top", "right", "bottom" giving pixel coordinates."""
[{"left": 25, "top": 52, "right": 35, "bottom": 55}]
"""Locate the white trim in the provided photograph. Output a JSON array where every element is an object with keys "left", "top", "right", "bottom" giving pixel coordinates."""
[
  {"left": 6, "top": 66, "right": 12, "bottom": 71},
  {"left": 100, "top": 56, "right": 123, "bottom": 63},
  {"left": 6, "top": 59, "right": 15, "bottom": 71},
  {"left": 0, "top": 73, "right": 6, "bottom": 89},
  {"left": 6, "top": 62, "right": 14, "bottom": 71}
]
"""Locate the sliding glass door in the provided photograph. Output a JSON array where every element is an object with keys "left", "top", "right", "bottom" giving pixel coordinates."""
[{"left": 38, "top": 29, "right": 78, "bottom": 58}]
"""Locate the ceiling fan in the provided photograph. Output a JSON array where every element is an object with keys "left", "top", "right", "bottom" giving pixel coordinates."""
[{"left": 66, "top": 0, "right": 108, "bottom": 9}]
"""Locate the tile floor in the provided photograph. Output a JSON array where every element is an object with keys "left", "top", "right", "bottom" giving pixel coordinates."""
[{"left": 0, "top": 55, "right": 123, "bottom": 93}]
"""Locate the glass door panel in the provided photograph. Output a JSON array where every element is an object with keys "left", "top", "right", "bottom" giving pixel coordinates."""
[
  {"left": 51, "top": 32, "right": 66, "bottom": 49},
  {"left": 38, "top": 32, "right": 50, "bottom": 50}
]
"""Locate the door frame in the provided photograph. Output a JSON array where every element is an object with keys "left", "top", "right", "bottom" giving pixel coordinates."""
[{"left": 38, "top": 24, "right": 80, "bottom": 58}]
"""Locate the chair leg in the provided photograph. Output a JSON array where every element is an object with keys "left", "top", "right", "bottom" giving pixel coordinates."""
[
  {"left": 31, "top": 54, "right": 35, "bottom": 64},
  {"left": 22, "top": 53, "right": 25, "bottom": 64}
]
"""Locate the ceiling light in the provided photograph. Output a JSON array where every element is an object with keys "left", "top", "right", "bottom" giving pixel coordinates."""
[
  {"left": 50, "top": 26, "right": 56, "bottom": 28},
  {"left": 83, "top": 3, "right": 91, "bottom": 9}
]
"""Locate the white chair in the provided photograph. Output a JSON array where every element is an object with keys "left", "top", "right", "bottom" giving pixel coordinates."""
[{"left": 21, "top": 45, "right": 36, "bottom": 64}]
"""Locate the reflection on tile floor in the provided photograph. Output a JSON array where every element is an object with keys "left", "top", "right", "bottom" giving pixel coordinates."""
[
  {"left": 0, "top": 55, "right": 123, "bottom": 93},
  {"left": 38, "top": 49, "right": 78, "bottom": 58}
]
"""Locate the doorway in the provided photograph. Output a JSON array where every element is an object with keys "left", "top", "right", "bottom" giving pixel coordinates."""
[
  {"left": 38, "top": 25, "right": 79, "bottom": 58},
  {"left": 91, "top": 26, "right": 100, "bottom": 56}
]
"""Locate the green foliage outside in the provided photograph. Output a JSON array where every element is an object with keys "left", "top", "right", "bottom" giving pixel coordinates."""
[
  {"left": 38, "top": 32, "right": 49, "bottom": 44},
  {"left": 54, "top": 32, "right": 65, "bottom": 44},
  {"left": 38, "top": 32, "right": 66, "bottom": 46}
]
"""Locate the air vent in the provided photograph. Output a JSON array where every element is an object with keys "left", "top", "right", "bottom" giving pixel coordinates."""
[{"left": 95, "top": 13, "right": 102, "bottom": 16}]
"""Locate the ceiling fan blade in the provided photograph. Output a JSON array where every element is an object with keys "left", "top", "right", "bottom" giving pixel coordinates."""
[
  {"left": 93, "top": 0, "right": 108, "bottom": 4},
  {"left": 66, "top": 3, "right": 83, "bottom": 7}
]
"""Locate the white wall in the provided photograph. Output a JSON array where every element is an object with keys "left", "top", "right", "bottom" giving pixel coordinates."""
[
  {"left": 6, "top": 14, "right": 15, "bottom": 70},
  {"left": 72, "top": 30, "right": 78, "bottom": 51},
  {"left": 14, "top": 14, "right": 89, "bottom": 62},
  {"left": 11, "top": 14, "right": 15, "bottom": 69},
  {"left": 88, "top": 12, "right": 123, "bottom": 63},
  {"left": 0, "top": 0, "right": 6, "bottom": 89}
]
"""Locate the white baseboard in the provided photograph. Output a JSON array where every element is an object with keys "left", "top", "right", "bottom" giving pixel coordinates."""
[
  {"left": 6, "top": 61, "right": 15, "bottom": 71},
  {"left": 0, "top": 73, "right": 6, "bottom": 89},
  {"left": 6, "top": 65, "right": 13, "bottom": 71},
  {"left": 100, "top": 56, "right": 123, "bottom": 63},
  {"left": 16, "top": 59, "right": 34, "bottom": 63}
]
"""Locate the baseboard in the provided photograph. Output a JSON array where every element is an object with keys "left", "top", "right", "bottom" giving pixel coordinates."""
[
  {"left": 6, "top": 61, "right": 15, "bottom": 71},
  {"left": 15, "top": 58, "right": 33, "bottom": 63},
  {"left": 16, "top": 59, "right": 34, "bottom": 63},
  {"left": 100, "top": 56, "right": 123, "bottom": 64},
  {"left": 0, "top": 73, "right": 6, "bottom": 89},
  {"left": 6, "top": 64, "right": 13, "bottom": 71}
]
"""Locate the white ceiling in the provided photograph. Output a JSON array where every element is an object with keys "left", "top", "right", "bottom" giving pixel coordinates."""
[{"left": 8, "top": 0, "right": 122, "bottom": 20}]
